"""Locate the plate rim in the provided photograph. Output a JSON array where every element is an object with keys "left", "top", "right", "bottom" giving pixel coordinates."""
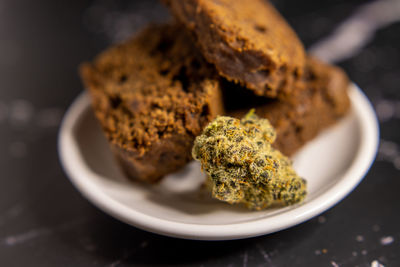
[{"left": 58, "top": 84, "right": 379, "bottom": 240}]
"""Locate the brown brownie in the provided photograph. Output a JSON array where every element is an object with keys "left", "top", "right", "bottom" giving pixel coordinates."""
[
  {"left": 80, "top": 24, "right": 224, "bottom": 183},
  {"left": 227, "top": 57, "right": 351, "bottom": 156},
  {"left": 162, "top": 0, "right": 306, "bottom": 98}
]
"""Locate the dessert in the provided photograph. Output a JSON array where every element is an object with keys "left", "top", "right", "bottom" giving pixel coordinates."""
[
  {"left": 192, "top": 111, "right": 307, "bottom": 210},
  {"left": 79, "top": 0, "right": 351, "bottom": 191},
  {"left": 162, "top": 0, "right": 306, "bottom": 98},
  {"left": 227, "top": 57, "right": 351, "bottom": 156},
  {"left": 80, "top": 24, "right": 224, "bottom": 183}
]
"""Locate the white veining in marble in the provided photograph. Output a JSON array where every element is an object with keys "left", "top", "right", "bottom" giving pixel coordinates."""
[
  {"left": 256, "top": 244, "right": 274, "bottom": 265},
  {"left": 1, "top": 218, "right": 88, "bottom": 246},
  {"left": 310, "top": 0, "right": 400, "bottom": 63},
  {"left": 242, "top": 250, "right": 248, "bottom": 267}
]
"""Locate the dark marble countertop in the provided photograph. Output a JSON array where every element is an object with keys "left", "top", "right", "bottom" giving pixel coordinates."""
[{"left": 0, "top": 0, "right": 399, "bottom": 266}]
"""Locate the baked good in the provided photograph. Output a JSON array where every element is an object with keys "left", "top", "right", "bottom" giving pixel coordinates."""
[
  {"left": 80, "top": 24, "right": 224, "bottom": 183},
  {"left": 162, "top": 0, "right": 306, "bottom": 98},
  {"left": 226, "top": 57, "right": 351, "bottom": 156}
]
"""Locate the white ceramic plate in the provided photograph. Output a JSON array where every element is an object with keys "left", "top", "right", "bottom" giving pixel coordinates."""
[{"left": 58, "top": 84, "right": 379, "bottom": 240}]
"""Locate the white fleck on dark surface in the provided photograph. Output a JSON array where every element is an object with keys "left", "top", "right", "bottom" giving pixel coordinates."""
[
  {"left": 378, "top": 140, "right": 398, "bottom": 159},
  {"left": 393, "top": 157, "right": 400, "bottom": 170},
  {"left": 376, "top": 100, "right": 395, "bottom": 122},
  {"left": 372, "top": 225, "right": 381, "bottom": 232},
  {"left": 331, "top": 260, "right": 340, "bottom": 267},
  {"left": 9, "top": 141, "right": 27, "bottom": 158},
  {"left": 318, "top": 216, "right": 327, "bottom": 224},
  {"left": 9, "top": 99, "right": 34, "bottom": 126},
  {"left": 80, "top": 237, "right": 97, "bottom": 252},
  {"left": 0, "top": 99, "right": 64, "bottom": 128},
  {"left": 362, "top": 250, "right": 368, "bottom": 256},
  {"left": 375, "top": 99, "right": 400, "bottom": 122},
  {"left": 371, "top": 260, "right": 385, "bottom": 267},
  {"left": 315, "top": 249, "right": 322, "bottom": 255},
  {"left": 352, "top": 251, "right": 358, "bottom": 257},
  {"left": 380, "top": 236, "right": 394, "bottom": 246},
  {"left": 377, "top": 139, "right": 400, "bottom": 169},
  {"left": 356, "top": 235, "right": 365, "bottom": 242}
]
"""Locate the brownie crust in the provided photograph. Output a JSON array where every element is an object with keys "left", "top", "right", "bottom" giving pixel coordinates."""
[
  {"left": 163, "top": 0, "right": 306, "bottom": 99},
  {"left": 228, "top": 57, "right": 351, "bottom": 156},
  {"left": 80, "top": 24, "right": 224, "bottom": 183}
]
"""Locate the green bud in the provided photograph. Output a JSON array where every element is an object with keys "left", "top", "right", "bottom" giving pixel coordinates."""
[{"left": 192, "top": 110, "right": 307, "bottom": 210}]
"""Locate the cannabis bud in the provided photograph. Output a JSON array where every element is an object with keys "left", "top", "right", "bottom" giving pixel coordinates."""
[{"left": 192, "top": 110, "right": 306, "bottom": 210}]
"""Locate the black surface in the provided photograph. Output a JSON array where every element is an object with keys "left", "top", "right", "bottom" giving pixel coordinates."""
[{"left": 0, "top": 0, "right": 399, "bottom": 266}]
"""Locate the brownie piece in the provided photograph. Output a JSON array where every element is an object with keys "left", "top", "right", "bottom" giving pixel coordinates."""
[
  {"left": 227, "top": 57, "right": 351, "bottom": 156},
  {"left": 80, "top": 24, "right": 224, "bottom": 183},
  {"left": 162, "top": 0, "right": 306, "bottom": 98}
]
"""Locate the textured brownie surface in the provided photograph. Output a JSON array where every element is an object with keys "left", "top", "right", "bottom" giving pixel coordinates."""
[
  {"left": 227, "top": 57, "right": 350, "bottom": 156},
  {"left": 163, "top": 0, "right": 306, "bottom": 98},
  {"left": 80, "top": 24, "right": 224, "bottom": 183}
]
